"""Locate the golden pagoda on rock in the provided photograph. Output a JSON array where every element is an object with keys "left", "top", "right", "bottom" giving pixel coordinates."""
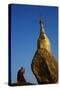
[{"left": 31, "top": 18, "right": 58, "bottom": 84}]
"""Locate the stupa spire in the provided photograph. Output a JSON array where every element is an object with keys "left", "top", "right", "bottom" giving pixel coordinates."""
[{"left": 38, "top": 18, "right": 51, "bottom": 53}]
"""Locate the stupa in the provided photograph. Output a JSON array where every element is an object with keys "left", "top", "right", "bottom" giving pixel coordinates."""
[{"left": 31, "top": 18, "right": 58, "bottom": 84}]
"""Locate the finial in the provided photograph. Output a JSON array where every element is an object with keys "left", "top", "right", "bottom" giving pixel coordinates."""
[
  {"left": 39, "top": 18, "right": 44, "bottom": 28},
  {"left": 39, "top": 17, "right": 43, "bottom": 25},
  {"left": 39, "top": 17, "right": 44, "bottom": 34}
]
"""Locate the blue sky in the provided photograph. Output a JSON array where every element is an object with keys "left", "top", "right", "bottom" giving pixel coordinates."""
[{"left": 10, "top": 4, "right": 58, "bottom": 84}]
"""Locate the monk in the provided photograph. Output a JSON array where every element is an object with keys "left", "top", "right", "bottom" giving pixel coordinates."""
[{"left": 17, "top": 67, "right": 26, "bottom": 84}]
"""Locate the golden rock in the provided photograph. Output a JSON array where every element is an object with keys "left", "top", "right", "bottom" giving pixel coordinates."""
[{"left": 31, "top": 19, "right": 58, "bottom": 84}]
